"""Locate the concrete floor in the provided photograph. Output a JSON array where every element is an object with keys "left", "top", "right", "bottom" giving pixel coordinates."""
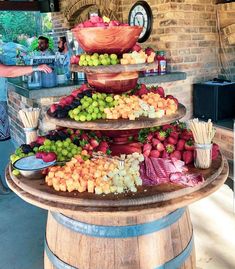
[{"left": 0, "top": 186, "right": 233, "bottom": 269}]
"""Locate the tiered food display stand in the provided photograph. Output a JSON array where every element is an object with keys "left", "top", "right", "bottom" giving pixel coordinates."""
[{"left": 6, "top": 23, "right": 229, "bottom": 269}]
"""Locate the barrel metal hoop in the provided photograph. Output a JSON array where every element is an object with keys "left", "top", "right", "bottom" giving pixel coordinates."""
[
  {"left": 45, "top": 239, "right": 78, "bottom": 269},
  {"left": 51, "top": 208, "right": 185, "bottom": 238},
  {"left": 154, "top": 234, "right": 194, "bottom": 269},
  {"left": 44, "top": 234, "right": 194, "bottom": 269}
]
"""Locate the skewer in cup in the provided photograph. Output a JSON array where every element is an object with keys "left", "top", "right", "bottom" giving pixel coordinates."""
[
  {"left": 188, "top": 118, "right": 216, "bottom": 169},
  {"left": 19, "top": 108, "right": 41, "bottom": 144}
]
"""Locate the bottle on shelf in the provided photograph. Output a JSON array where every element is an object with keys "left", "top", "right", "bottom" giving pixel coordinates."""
[{"left": 157, "top": 51, "right": 167, "bottom": 75}]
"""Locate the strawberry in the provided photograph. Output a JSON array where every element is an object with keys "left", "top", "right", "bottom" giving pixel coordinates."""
[
  {"left": 90, "top": 139, "right": 99, "bottom": 148},
  {"left": 143, "top": 143, "right": 152, "bottom": 152},
  {"left": 180, "top": 129, "right": 193, "bottom": 140},
  {"left": 156, "top": 142, "right": 165, "bottom": 152},
  {"left": 135, "top": 84, "right": 148, "bottom": 96},
  {"left": 162, "top": 124, "right": 174, "bottom": 132},
  {"left": 184, "top": 140, "right": 194, "bottom": 151},
  {"left": 147, "top": 133, "right": 154, "bottom": 142},
  {"left": 152, "top": 138, "right": 160, "bottom": 147},
  {"left": 176, "top": 139, "right": 186, "bottom": 151},
  {"left": 183, "top": 151, "right": 194, "bottom": 164},
  {"left": 64, "top": 95, "right": 74, "bottom": 105},
  {"left": 50, "top": 104, "right": 58, "bottom": 113},
  {"left": 156, "top": 86, "right": 165, "bottom": 97},
  {"left": 167, "top": 136, "right": 178, "bottom": 145},
  {"left": 42, "top": 152, "right": 57, "bottom": 163},
  {"left": 162, "top": 150, "right": 170, "bottom": 159},
  {"left": 165, "top": 144, "right": 175, "bottom": 153},
  {"left": 150, "top": 150, "right": 161, "bottom": 158},
  {"left": 156, "top": 131, "right": 167, "bottom": 141},
  {"left": 132, "top": 43, "right": 142, "bottom": 52},
  {"left": 170, "top": 150, "right": 182, "bottom": 160},
  {"left": 81, "top": 133, "right": 89, "bottom": 141},
  {"left": 212, "top": 143, "right": 219, "bottom": 160},
  {"left": 170, "top": 131, "right": 180, "bottom": 140},
  {"left": 36, "top": 136, "right": 46, "bottom": 145}
]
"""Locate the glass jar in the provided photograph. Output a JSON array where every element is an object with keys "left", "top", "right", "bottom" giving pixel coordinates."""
[
  {"left": 23, "top": 127, "right": 38, "bottom": 144},
  {"left": 194, "top": 143, "right": 212, "bottom": 169}
]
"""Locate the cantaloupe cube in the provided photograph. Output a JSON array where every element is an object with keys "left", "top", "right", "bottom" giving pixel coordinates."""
[{"left": 87, "top": 180, "right": 95, "bottom": 193}]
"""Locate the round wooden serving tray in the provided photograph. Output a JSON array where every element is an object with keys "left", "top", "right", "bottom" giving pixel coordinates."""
[
  {"left": 70, "top": 62, "right": 158, "bottom": 74},
  {"left": 6, "top": 154, "right": 226, "bottom": 214},
  {"left": 46, "top": 103, "right": 186, "bottom": 130}
]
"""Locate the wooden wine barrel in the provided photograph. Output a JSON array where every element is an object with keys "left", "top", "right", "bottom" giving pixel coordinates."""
[{"left": 44, "top": 207, "right": 195, "bottom": 269}]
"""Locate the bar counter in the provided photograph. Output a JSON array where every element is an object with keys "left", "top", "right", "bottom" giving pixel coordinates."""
[{"left": 7, "top": 72, "right": 186, "bottom": 145}]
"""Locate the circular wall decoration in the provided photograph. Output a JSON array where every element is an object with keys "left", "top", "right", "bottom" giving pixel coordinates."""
[{"left": 128, "top": 1, "right": 153, "bottom": 43}]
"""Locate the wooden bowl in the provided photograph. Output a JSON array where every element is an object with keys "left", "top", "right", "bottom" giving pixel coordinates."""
[
  {"left": 86, "top": 71, "right": 139, "bottom": 93},
  {"left": 71, "top": 26, "right": 142, "bottom": 54}
]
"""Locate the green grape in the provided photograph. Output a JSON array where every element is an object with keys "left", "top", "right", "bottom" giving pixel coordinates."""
[
  {"left": 71, "top": 148, "right": 77, "bottom": 155},
  {"left": 79, "top": 61, "right": 83, "bottom": 66},
  {"left": 93, "top": 59, "right": 99, "bottom": 66},
  {"left": 111, "top": 59, "right": 118, "bottom": 65},
  {"left": 83, "top": 60, "right": 88, "bottom": 66},
  {"left": 86, "top": 97, "right": 93, "bottom": 104},
  {"left": 93, "top": 107, "right": 99, "bottom": 114},
  {"left": 86, "top": 114, "right": 92, "bottom": 121},
  {"left": 44, "top": 139, "right": 51, "bottom": 146},
  {"left": 63, "top": 141, "right": 69, "bottom": 147},
  {"left": 56, "top": 148, "right": 62, "bottom": 153},
  {"left": 88, "top": 61, "right": 93, "bottom": 66},
  {"left": 39, "top": 146, "right": 44, "bottom": 151},
  {"left": 12, "top": 169, "right": 20, "bottom": 176},
  {"left": 98, "top": 100, "right": 105, "bottom": 106},
  {"left": 105, "top": 96, "right": 113, "bottom": 103},
  {"left": 99, "top": 54, "right": 105, "bottom": 59},
  {"left": 93, "top": 53, "right": 99, "bottom": 58},
  {"left": 28, "top": 152, "right": 34, "bottom": 156},
  {"left": 101, "top": 93, "right": 107, "bottom": 99},
  {"left": 104, "top": 53, "right": 109, "bottom": 58},
  {"left": 92, "top": 94, "right": 98, "bottom": 100},
  {"left": 91, "top": 112, "right": 97, "bottom": 120},
  {"left": 77, "top": 147, "right": 82, "bottom": 153},
  {"left": 97, "top": 113, "right": 102, "bottom": 119},
  {"left": 15, "top": 148, "right": 22, "bottom": 155},
  {"left": 68, "top": 110, "right": 74, "bottom": 118},
  {"left": 106, "top": 58, "right": 111, "bottom": 65},
  {"left": 92, "top": 101, "right": 98, "bottom": 107},
  {"left": 101, "top": 59, "right": 108, "bottom": 66},
  {"left": 67, "top": 153, "right": 73, "bottom": 159},
  {"left": 82, "top": 101, "right": 90, "bottom": 109},
  {"left": 102, "top": 113, "right": 106, "bottom": 119},
  {"left": 79, "top": 115, "right": 86, "bottom": 122},
  {"left": 74, "top": 115, "right": 80, "bottom": 121},
  {"left": 56, "top": 141, "right": 63, "bottom": 148},
  {"left": 85, "top": 55, "right": 91, "bottom": 61},
  {"left": 80, "top": 54, "right": 86, "bottom": 61},
  {"left": 51, "top": 145, "right": 56, "bottom": 151},
  {"left": 87, "top": 107, "right": 94, "bottom": 114},
  {"left": 110, "top": 54, "right": 118, "bottom": 60},
  {"left": 73, "top": 108, "right": 80, "bottom": 114},
  {"left": 99, "top": 106, "right": 104, "bottom": 112},
  {"left": 62, "top": 149, "right": 68, "bottom": 156},
  {"left": 66, "top": 138, "right": 71, "bottom": 143}
]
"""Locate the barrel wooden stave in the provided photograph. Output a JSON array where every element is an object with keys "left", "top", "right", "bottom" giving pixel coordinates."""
[{"left": 45, "top": 208, "right": 195, "bottom": 269}]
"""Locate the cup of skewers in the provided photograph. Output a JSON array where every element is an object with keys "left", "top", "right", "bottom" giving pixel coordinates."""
[{"left": 189, "top": 119, "right": 216, "bottom": 169}]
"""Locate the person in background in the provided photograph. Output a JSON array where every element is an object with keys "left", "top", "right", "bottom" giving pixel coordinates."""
[
  {"left": 37, "top": 36, "right": 55, "bottom": 56},
  {"left": 0, "top": 63, "right": 52, "bottom": 193},
  {"left": 58, "top": 36, "right": 71, "bottom": 80}
]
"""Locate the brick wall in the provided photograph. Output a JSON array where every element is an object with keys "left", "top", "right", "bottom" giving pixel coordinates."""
[{"left": 217, "top": 3, "right": 235, "bottom": 81}]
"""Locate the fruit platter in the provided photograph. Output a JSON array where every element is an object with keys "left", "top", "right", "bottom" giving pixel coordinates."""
[{"left": 8, "top": 120, "right": 224, "bottom": 208}]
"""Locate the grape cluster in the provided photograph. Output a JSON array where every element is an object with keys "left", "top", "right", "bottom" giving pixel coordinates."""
[
  {"left": 79, "top": 53, "right": 119, "bottom": 67},
  {"left": 68, "top": 93, "right": 117, "bottom": 122},
  {"left": 38, "top": 138, "right": 82, "bottom": 162}
]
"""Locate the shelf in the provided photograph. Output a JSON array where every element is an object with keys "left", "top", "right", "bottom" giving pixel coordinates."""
[
  {"left": 46, "top": 104, "right": 186, "bottom": 131},
  {"left": 70, "top": 62, "right": 158, "bottom": 74}
]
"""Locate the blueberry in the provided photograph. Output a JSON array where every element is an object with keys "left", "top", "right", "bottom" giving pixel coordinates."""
[
  {"left": 77, "top": 93, "right": 84, "bottom": 99},
  {"left": 57, "top": 110, "right": 68, "bottom": 119},
  {"left": 84, "top": 90, "right": 92, "bottom": 97}
]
